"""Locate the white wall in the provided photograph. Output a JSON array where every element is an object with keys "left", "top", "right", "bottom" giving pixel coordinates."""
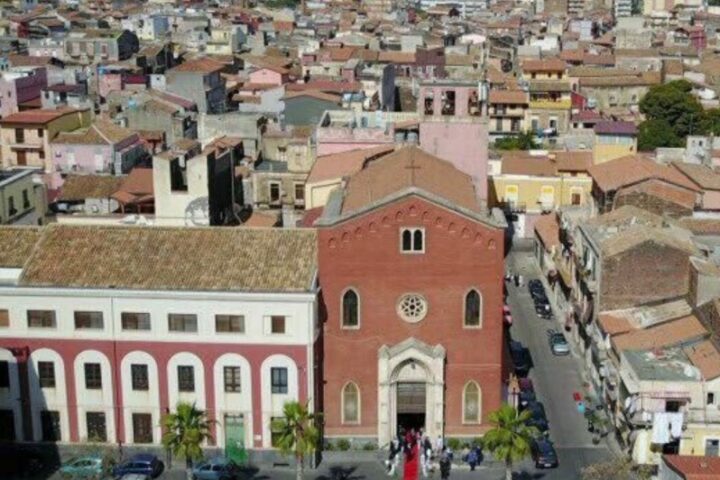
[
  {"left": 0, "top": 347, "right": 22, "bottom": 440},
  {"left": 260, "top": 354, "right": 298, "bottom": 448},
  {"left": 29, "top": 348, "right": 69, "bottom": 442},
  {"left": 120, "top": 351, "right": 161, "bottom": 444},
  {"left": 213, "top": 353, "right": 252, "bottom": 448},
  {"left": 167, "top": 351, "right": 206, "bottom": 410},
  {"left": 73, "top": 350, "right": 116, "bottom": 442}
]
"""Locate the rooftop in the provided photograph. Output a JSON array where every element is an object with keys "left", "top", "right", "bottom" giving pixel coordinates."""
[
  {"left": 623, "top": 347, "right": 701, "bottom": 382},
  {"left": 18, "top": 224, "right": 317, "bottom": 293}
]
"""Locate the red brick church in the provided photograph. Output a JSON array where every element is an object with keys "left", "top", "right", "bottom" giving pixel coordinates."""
[{"left": 314, "top": 146, "right": 507, "bottom": 446}]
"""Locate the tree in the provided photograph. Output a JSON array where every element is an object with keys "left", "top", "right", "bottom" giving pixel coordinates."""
[
  {"left": 494, "top": 131, "right": 539, "bottom": 150},
  {"left": 699, "top": 108, "right": 720, "bottom": 135},
  {"left": 639, "top": 80, "right": 705, "bottom": 138},
  {"left": 482, "top": 404, "right": 539, "bottom": 480},
  {"left": 162, "top": 402, "right": 214, "bottom": 476},
  {"left": 637, "top": 118, "right": 683, "bottom": 151},
  {"left": 581, "top": 457, "right": 654, "bottom": 480},
  {"left": 271, "top": 401, "right": 321, "bottom": 480}
]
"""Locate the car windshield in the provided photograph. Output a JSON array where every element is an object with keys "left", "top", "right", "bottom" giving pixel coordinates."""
[{"left": 552, "top": 334, "right": 566, "bottom": 343}]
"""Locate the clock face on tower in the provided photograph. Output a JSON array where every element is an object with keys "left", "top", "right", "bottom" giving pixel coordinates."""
[{"left": 397, "top": 293, "right": 428, "bottom": 323}]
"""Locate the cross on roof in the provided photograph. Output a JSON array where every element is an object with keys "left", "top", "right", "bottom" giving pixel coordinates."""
[{"left": 405, "top": 154, "right": 422, "bottom": 184}]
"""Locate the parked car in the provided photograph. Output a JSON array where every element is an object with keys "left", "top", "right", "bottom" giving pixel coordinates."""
[
  {"left": 524, "top": 401, "right": 549, "bottom": 432},
  {"left": 59, "top": 456, "right": 104, "bottom": 479},
  {"left": 191, "top": 457, "right": 240, "bottom": 480},
  {"left": 510, "top": 341, "right": 532, "bottom": 376},
  {"left": 519, "top": 388, "right": 536, "bottom": 406},
  {"left": 549, "top": 332, "right": 570, "bottom": 356},
  {"left": 120, "top": 475, "right": 151, "bottom": 480},
  {"left": 112, "top": 454, "right": 163, "bottom": 479},
  {"left": 531, "top": 437, "right": 559, "bottom": 468}
]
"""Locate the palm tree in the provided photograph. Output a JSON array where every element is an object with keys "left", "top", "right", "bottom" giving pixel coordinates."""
[
  {"left": 482, "top": 403, "right": 539, "bottom": 480},
  {"left": 271, "top": 401, "right": 321, "bottom": 480},
  {"left": 162, "top": 402, "right": 214, "bottom": 477}
]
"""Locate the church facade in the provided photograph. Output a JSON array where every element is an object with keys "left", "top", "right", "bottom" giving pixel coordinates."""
[{"left": 315, "top": 147, "right": 507, "bottom": 446}]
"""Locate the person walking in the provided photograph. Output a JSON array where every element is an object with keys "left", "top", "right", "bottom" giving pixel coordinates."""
[
  {"left": 439, "top": 447, "right": 451, "bottom": 480},
  {"left": 387, "top": 436, "right": 401, "bottom": 476},
  {"left": 403, "top": 430, "right": 419, "bottom": 480},
  {"left": 466, "top": 445, "right": 479, "bottom": 471}
]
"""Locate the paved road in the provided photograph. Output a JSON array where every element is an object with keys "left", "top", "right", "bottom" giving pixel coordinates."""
[{"left": 503, "top": 246, "right": 613, "bottom": 479}]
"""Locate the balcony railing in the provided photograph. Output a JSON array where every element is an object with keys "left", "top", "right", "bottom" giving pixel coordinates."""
[{"left": 499, "top": 201, "right": 526, "bottom": 213}]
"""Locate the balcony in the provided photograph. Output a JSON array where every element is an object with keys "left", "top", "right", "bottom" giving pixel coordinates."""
[
  {"left": 529, "top": 99, "right": 572, "bottom": 110},
  {"left": 500, "top": 201, "right": 526, "bottom": 213}
]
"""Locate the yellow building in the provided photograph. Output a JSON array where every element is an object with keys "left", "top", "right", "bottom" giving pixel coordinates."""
[
  {"left": 592, "top": 121, "right": 638, "bottom": 164},
  {"left": 0, "top": 108, "right": 92, "bottom": 172},
  {"left": 488, "top": 151, "right": 593, "bottom": 237}
]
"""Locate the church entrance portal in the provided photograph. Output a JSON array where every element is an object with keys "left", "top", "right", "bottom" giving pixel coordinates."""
[{"left": 396, "top": 382, "right": 426, "bottom": 434}]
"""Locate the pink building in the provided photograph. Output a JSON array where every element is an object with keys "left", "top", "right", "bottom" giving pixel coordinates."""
[
  {"left": 248, "top": 66, "right": 288, "bottom": 86},
  {"left": 0, "top": 67, "right": 48, "bottom": 118},
  {"left": 417, "top": 81, "right": 489, "bottom": 200}
]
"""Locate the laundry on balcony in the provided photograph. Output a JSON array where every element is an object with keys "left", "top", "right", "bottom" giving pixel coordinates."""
[{"left": 651, "top": 411, "right": 684, "bottom": 444}]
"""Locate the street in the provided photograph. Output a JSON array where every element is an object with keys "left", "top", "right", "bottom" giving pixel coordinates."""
[{"left": 503, "top": 245, "right": 614, "bottom": 478}]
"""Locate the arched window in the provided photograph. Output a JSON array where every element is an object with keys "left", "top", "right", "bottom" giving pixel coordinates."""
[
  {"left": 402, "top": 229, "right": 413, "bottom": 251},
  {"left": 342, "top": 289, "right": 359, "bottom": 328},
  {"left": 413, "top": 229, "right": 423, "bottom": 251},
  {"left": 464, "top": 289, "right": 482, "bottom": 327},
  {"left": 463, "top": 381, "right": 481, "bottom": 424},
  {"left": 342, "top": 382, "right": 360, "bottom": 424}
]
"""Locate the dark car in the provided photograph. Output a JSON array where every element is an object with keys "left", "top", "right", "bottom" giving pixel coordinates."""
[
  {"left": 112, "top": 454, "right": 163, "bottom": 479},
  {"left": 519, "top": 389, "right": 536, "bottom": 406},
  {"left": 531, "top": 438, "right": 558, "bottom": 468},
  {"left": 509, "top": 341, "right": 531, "bottom": 376},
  {"left": 524, "top": 401, "right": 549, "bottom": 432}
]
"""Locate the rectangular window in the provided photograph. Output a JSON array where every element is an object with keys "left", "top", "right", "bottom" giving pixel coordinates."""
[
  {"left": 8, "top": 196, "right": 15, "bottom": 216},
  {"left": 177, "top": 365, "right": 195, "bottom": 392},
  {"left": 121, "top": 312, "right": 151, "bottom": 331},
  {"left": 14, "top": 128, "right": 24, "bottom": 143},
  {"left": 27, "top": 310, "right": 56, "bottom": 328},
  {"left": 400, "top": 228, "right": 424, "bottom": 253},
  {"left": 132, "top": 413, "right": 153, "bottom": 443},
  {"left": 271, "top": 315, "right": 286, "bottom": 334},
  {"left": 0, "top": 361, "right": 8, "bottom": 388},
  {"left": 22, "top": 190, "right": 29, "bottom": 209},
  {"left": 41, "top": 410, "right": 60, "bottom": 441},
  {"left": 37, "top": 128, "right": 43, "bottom": 138},
  {"left": 84, "top": 363, "right": 102, "bottom": 390},
  {"left": 170, "top": 158, "right": 187, "bottom": 191},
  {"left": 74, "top": 311, "right": 104, "bottom": 330},
  {"left": 294, "top": 183, "right": 305, "bottom": 203},
  {"left": 38, "top": 361, "right": 55, "bottom": 388},
  {"left": 269, "top": 182, "right": 281, "bottom": 203},
  {"left": 708, "top": 392, "right": 716, "bottom": 405},
  {"left": 215, "top": 314, "right": 245, "bottom": 333},
  {"left": 86, "top": 412, "right": 107, "bottom": 442},
  {"left": 168, "top": 314, "right": 197, "bottom": 332},
  {"left": 0, "top": 309, "right": 8, "bottom": 327},
  {"left": 131, "top": 364, "right": 149, "bottom": 391},
  {"left": 223, "top": 366, "right": 241, "bottom": 393},
  {"left": 271, "top": 367, "right": 288, "bottom": 394}
]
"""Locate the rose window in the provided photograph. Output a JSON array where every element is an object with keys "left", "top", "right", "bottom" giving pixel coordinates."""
[{"left": 397, "top": 294, "right": 428, "bottom": 323}]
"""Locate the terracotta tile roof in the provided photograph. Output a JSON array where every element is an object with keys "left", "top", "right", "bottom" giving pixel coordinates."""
[
  {"left": 242, "top": 210, "right": 279, "bottom": 227},
  {"left": 285, "top": 81, "right": 362, "bottom": 93},
  {"left": 489, "top": 90, "right": 528, "bottom": 104},
  {"left": 53, "top": 119, "right": 136, "bottom": 145},
  {"left": 0, "top": 107, "right": 83, "bottom": 126},
  {"left": 171, "top": 57, "right": 225, "bottom": 74},
  {"left": 521, "top": 58, "right": 566, "bottom": 73},
  {"left": 59, "top": 175, "right": 125, "bottom": 201},
  {"left": 598, "top": 313, "right": 633, "bottom": 336},
  {"left": 7, "top": 54, "right": 58, "bottom": 67},
  {"left": 594, "top": 121, "right": 637, "bottom": 135},
  {"left": 378, "top": 51, "right": 416, "bottom": 64},
  {"left": 553, "top": 151, "right": 592, "bottom": 172},
  {"left": 589, "top": 155, "right": 701, "bottom": 193},
  {"left": 501, "top": 156, "right": 557, "bottom": 176},
  {"left": 0, "top": 226, "right": 41, "bottom": 268},
  {"left": 116, "top": 167, "right": 153, "bottom": 196},
  {"left": 612, "top": 315, "right": 707, "bottom": 352},
  {"left": 342, "top": 146, "right": 480, "bottom": 214},
  {"left": 322, "top": 46, "right": 356, "bottom": 62},
  {"left": 307, "top": 145, "right": 395, "bottom": 184},
  {"left": 684, "top": 340, "right": 720, "bottom": 381},
  {"left": 679, "top": 218, "right": 720, "bottom": 235},
  {"left": 672, "top": 162, "right": 720, "bottom": 191},
  {"left": 19, "top": 225, "right": 317, "bottom": 293},
  {"left": 617, "top": 180, "right": 697, "bottom": 209},
  {"left": 559, "top": 49, "right": 585, "bottom": 62},
  {"left": 663, "top": 454, "right": 720, "bottom": 479},
  {"left": 534, "top": 213, "right": 560, "bottom": 249}
]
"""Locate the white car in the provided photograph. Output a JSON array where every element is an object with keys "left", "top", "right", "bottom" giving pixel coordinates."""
[{"left": 120, "top": 474, "right": 151, "bottom": 480}]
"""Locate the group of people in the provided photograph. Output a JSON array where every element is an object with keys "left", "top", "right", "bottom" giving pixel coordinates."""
[{"left": 386, "top": 429, "right": 452, "bottom": 479}]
